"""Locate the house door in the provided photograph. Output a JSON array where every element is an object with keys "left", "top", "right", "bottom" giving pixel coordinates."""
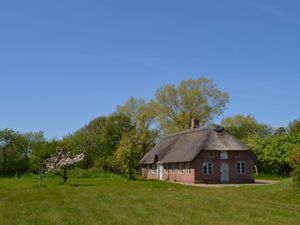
[
  {"left": 221, "top": 163, "right": 229, "bottom": 183},
  {"left": 157, "top": 163, "right": 164, "bottom": 180}
]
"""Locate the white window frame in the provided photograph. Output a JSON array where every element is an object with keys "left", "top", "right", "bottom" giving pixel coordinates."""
[
  {"left": 235, "top": 151, "right": 241, "bottom": 159},
  {"left": 236, "top": 161, "right": 246, "bottom": 174},
  {"left": 186, "top": 162, "right": 191, "bottom": 174},
  {"left": 179, "top": 162, "right": 183, "bottom": 174},
  {"left": 202, "top": 162, "right": 213, "bottom": 175}
]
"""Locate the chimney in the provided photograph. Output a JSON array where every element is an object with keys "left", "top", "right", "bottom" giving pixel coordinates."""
[{"left": 190, "top": 118, "right": 200, "bottom": 129}]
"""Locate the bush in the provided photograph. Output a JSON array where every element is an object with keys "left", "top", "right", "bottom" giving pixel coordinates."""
[
  {"left": 293, "top": 171, "right": 300, "bottom": 187},
  {"left": 290, "top": 144, "right": 300, "bottom": 187}
]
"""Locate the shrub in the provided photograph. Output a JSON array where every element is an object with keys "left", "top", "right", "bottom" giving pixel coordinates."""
[{"left": 290, "top": 144, "right": 300, "bottom": 187}]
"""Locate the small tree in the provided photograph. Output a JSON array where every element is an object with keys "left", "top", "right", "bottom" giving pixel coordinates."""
[
  {"left": 113, "top": 131, "right": 142, "bottom": 180},
  {"left": 46, "top": 148, "right": 85, "bottom": 184}
]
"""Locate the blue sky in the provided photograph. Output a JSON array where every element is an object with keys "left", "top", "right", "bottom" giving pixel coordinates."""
[{"left": 0, "top": 0, "right": 299, "bottom": 139}]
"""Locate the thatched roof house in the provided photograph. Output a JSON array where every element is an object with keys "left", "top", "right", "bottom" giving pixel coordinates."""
[{"left": 140, "top": 122, "right": 256, "bottom": 184}]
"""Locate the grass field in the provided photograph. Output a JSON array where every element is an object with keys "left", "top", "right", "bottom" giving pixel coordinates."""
[{"left": 0, "top": 173, "right": 299, "bottom": 225}]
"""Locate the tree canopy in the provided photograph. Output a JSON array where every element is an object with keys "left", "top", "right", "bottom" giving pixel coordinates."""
[
  {"left": 155, "top": 77, "right": 229, "bottom": 134},
  {"left": 221, "top": 114, "right": 272, "bottom": 140}
]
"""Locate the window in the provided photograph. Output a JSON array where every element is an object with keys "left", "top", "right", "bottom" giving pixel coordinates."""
[
  {"left": 220, "top": 151, "right": 228, "bottom": 160},
  {"left": 164, "top": 163, "right": 168, "bottom": 170},
  {"left": 151, "top": 164, "right": 157, "bottom": 174},
  {"left": 179, "top": 163, "right": 183, "bottom": 174},
  {"left": 208, "top": 152, "right": 213, "bottom": 159},
  {"left": 237, "top": 161, "right": 246, "bottom": 174},
  {"left": 186, "top": 162, "right": 191, "bottom": 174},
  {"left": 171, "top": 163, "right": 176, "bottom": 173},
  {"left": 147, "top": 164, "right": 150, "bottom": 170},
  {"left": 235, "top": 151, "right": 240, "bottom": 158},
  {"left": 202, "top": 162, "right": 213, "bottom": 175}
]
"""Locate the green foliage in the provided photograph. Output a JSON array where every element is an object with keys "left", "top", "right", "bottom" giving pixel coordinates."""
[
  {"left": 61, "top": 113, "right": 133, "bottom": 171},
  {"left": 0, "top": 129, "right": 31, "bottom": 175},
  {"left": 62, "top": 116, "right": 107, "bottom": 169},
  {"left": 113, "top": 130, "right": 142, "bottom": 179},
  {"left": 102, "top": 113, "right": 134, "bottom": 156},
  {"left": 30, "top": 139, "right": 58, "bottom": 171},
  {"left": 117, "top": 97, "right": 158, "bottom": 156},
  {"left": 221, "top": 114, "right": 272, "bottom": 140},
  {"left": 245, "top": 134, "right": 300, "bottom": 176},
  {"left": 290, "top": 144, "right": 300, "bottom": 186},
  {"left": 155, "top": 77, "right": 229, "bottom": 134},
  {"left": 288, "top": 119, "right": 300, "bottom": 136}
]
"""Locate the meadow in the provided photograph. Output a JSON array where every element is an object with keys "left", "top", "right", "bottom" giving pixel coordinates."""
[{"left": 0, "top": 172, "right": 299, "bottom": 225}]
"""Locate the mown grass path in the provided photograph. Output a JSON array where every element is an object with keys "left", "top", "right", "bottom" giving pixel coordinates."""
[{"left": 0, "top": 174, "right": 299, "bottom": 225}]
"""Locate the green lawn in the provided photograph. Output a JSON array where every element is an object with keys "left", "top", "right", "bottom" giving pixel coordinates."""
[{"left": 0, "top": 173, "right": 299, "bottom": 225}]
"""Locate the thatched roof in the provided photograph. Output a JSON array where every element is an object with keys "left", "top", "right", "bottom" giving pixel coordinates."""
[{"left": 140, "top": 124, "right": 252, "bottom": 164}]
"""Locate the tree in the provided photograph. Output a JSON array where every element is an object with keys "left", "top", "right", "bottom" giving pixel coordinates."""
[
  {"left": 288, "top": 119, "right": 300, "bottom": 136},
  {"left": 0, "top": 129, "right": 30, "bottom": 175},
  {"left": 117, "top": 98, "right": 158, "bottom": 156},
  {"left": 221, "top": 115, "right": 272, "bottom": 140},
  {"left": 155, "top": 77, "right": 229, "bottom": 134},
  {"left": 101, "top": 113, "right": 134, "bottom": 157},
  {"left": 113, "top": 130, "right": 142, "bottom": 179},
  {"left": 290, "top": 144, "right": 300, "bottom": 186},
  {"left": 275, "top": 127, "right": 287, "bottom": 136},
  {"left": 30, "top": 139, "right": 59, "bottom": 186},
  {"left": 46, "top": 148, "right": 85, "bottom": 184},
  {"left": 245, "top": 134, "right": 300, "bottom": 176}
]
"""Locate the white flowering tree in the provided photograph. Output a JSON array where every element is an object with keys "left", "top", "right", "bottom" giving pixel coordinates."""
[{"left": 46, "top": 148, "right": 85, "bottom": 184}]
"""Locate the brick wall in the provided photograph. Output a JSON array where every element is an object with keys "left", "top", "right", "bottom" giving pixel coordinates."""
[
  {"left": 163, "top": 162, "right": 195, "bottom": 183},
  {"left": 141, "top": 163, "right": 195, "bottom": 183},
  {"left": 193, "top": 150, "right": 254, "bottom": 184},
  {"left": 141, "top": 150, "right": 255, "bottom": 184}
]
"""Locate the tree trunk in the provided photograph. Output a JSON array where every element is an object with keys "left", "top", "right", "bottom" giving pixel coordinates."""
[
  {"left": 62, "top": 168, "right": 68, "bottom": 184},
  {"left": 39, "top": 165, "right": 44, "bottom": 187}
]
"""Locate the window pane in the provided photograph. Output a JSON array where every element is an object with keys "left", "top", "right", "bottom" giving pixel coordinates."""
[
  {"left": 208, "top": 163, "right": 212, "bottom": 174},
  {"left": 203, "top": 164, "right": 208, "bottom": 174},
  {"left": 242, "top": 163, "right": 245, "bottom": 173},
  {"left": 186, "top": 163, "right": 190, "bottom": 174}
]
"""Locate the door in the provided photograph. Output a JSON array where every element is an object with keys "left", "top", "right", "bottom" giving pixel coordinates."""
[
  {"left": 157, "top": 163, "right": 164, "bottom": 180},
  {"left": 221, "top": 163, "right": 229, "bottom": 183}
]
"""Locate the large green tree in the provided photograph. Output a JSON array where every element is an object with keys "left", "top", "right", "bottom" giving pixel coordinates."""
[
  {"left": 155, "top": 77, "right": 229, "bottom": 134},
  {"left": 0, "top": 129, "right": 30, "bottom": 175},
  {"left": 221, "top": 114, "right": 272, "bottom": 140},
  {"left": 117, "top": 97, "right": 158, "bottom": 156},
  {"left": 62, "top": 113, "right": 133, "bottom": 171},
  {"left": 246, "top": 134, "right": 300, "bottom": 176}
]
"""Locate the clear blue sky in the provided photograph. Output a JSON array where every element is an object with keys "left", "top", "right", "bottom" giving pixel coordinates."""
[{"left": 0, "top": 0, "right": 299, "bottom": 139}]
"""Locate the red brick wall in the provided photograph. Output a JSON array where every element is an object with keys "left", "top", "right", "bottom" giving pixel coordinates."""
[
  {"left": 141, "top": 150, "right": 255, "bottom": 184},
  {"left": 163, "top": 162, "right": 195, "bottom": 183},
  {"left": 141, "top": 165, "right": 158, "bottom": 180},
  {"left": 141, "top": 163, "right": 195, "bottom": 183},
  {"left": 193, "top": 150, "right": 254, "bottom": 184}
]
